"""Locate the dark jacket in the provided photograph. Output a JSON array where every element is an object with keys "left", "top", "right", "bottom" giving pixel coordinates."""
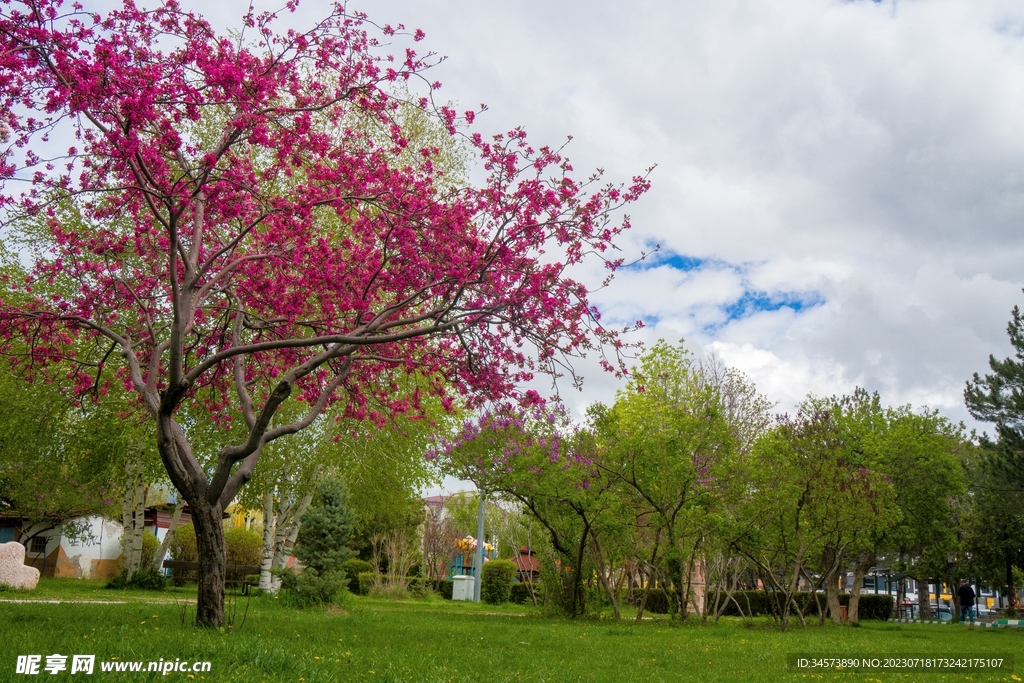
[{"left": 957, "top": 584, "right": 976, "bottom": 606}]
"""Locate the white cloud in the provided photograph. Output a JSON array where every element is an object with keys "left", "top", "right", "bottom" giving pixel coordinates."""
[{"left": 706, "top": 340, "right": 858, "bottom": 412}]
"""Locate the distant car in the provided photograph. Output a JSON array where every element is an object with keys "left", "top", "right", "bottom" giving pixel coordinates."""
[{"left": 935, "top": 607, "right": 953, "bottom": 622}]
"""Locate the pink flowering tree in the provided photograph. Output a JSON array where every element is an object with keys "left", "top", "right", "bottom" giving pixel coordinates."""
[{"left": 0, "top": 0, "right": 648, "bottom": 626}]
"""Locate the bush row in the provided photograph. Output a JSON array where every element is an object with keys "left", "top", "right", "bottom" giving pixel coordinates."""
[
  {"left": 626, "top": 589, "right": 893, "bottom": 620},
  {"left": 622, "top": 589, "right": 888, "bottom": 622},
  {"left": 169, "top": 524, "right": 262, "bottom": 566},
  {"left": 276, "top": 558, "right": 540, "bottom": 606},
  {"left": 716, "top": 591, "right": 893, "bottom": 620},
  {"left": 416, "top": 576, "right": 542, "bottom": 604},
  {"left": 510, "top": 582, "right": 542, "bottom": 604}
]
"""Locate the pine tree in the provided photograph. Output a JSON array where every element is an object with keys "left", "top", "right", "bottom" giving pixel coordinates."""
[
  {"left": 295, "top": 480, "right": 356, "bottom": 575},
  {"left": 965, "top": 303, "right": 1024, "bottom": 492}
]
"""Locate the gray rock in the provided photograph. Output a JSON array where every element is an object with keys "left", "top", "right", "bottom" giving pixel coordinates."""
[{"left": 0, "top": 541, "right": 41, "bottom": 590}]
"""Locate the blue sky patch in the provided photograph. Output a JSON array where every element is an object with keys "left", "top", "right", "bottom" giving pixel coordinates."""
[
  {"left": 627, "top": 248, "right": 707, "bottom": 272},
  {"left": 659, "top": 253, "right": 705, "bottom": 272},
  {"left": 722, "top": 291, "right": 825, "bottom": 321},
  {"left": 625, "top": 248, "right": 825, "bottom": 330}
]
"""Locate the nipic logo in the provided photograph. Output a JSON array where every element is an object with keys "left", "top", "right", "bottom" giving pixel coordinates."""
[
  {"left": 15, "top": 654, "right": 95, "bottom": 675},
  {"left": 15, "top": 654, "right": 210, "bottom": 675}
]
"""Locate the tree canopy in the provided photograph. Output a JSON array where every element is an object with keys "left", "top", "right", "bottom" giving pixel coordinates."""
[{"left": 0, "top": 0, "right": 648, "bottom": 626}]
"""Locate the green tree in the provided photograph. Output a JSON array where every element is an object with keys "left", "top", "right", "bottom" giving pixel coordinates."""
[
  {"left": 818, "top": 391, "right": 963, "bottom": 624},
  {"left": 963, "top": 300, "right": 1024, "bottom": 608},
  {"left": 965, "top": 302, "right": 1024, "bottom": 492},
  {"left": 962, "top": 444, "right": 1024, "bottom": 609},
  {"left": 739, "top": 407, "right": 897, "bottom": 630},
  {"left": 295, "top": 479, "right": 356, "bottom": 576},
  {"left": 596, "top": 341, "right": 739, "bottom": 621},
  {"left": 0, "top": 359, "right": 135, "bottom": 552}
]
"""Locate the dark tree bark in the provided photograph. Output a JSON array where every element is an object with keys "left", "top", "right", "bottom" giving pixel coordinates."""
[
  {"left": 917, "top": 578, "right": 932, "bottom": 621},
  {"left": 847, "top": 550, "right": 875, "bottom": 625},
  {"left": 191, "top": 500, "right": 227, "bottom": 628},
  {"left": 1008, "top": 555, "right": 1018, "bottom": 608},
  {"left": 822, "top": 546, "right": 845, "bottom": 625}
]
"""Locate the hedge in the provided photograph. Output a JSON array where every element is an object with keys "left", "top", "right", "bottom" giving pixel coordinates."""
[
  {"left": 356, "top": 572, "right": 374, "bottom": 596},
  {"left": 715, "top": 591, "right": 893, "bottom": 620},
  {"left": 510, "top": 582, "right": 542, "bottom": 604},
  {"left": 427, "top": 578, "right": 546, "bottom": 603},
  {"left": 635, "top": 588, "right": 671, "bottom": 614},
  {"left": 623, "top": 589, "right": 893, "bottom": 620},
  {"left": 482, "top": 560, "right": 517, "bottom": 604},
  {"left": 167, "top": 524, "right": 262, "bottom": 585},
  {"left": 223, "top": 527, "right": 262, "bottom": 567},
  {"left": 435, "top": 579, "right": 454, "bottom": 600},
  {"left": 341, "top": 558, "right": 374, "bottom": 584},
  {"left": 408, "top": 576, "right": 426, "bottom": 597}
]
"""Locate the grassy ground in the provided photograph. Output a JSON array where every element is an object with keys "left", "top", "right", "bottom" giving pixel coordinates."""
[
  {"left": 0, "top": 580, "right": 1020, "bottom": 682},
  {"left": 1, "top": 576, "right": 198, "bottom": 602}
]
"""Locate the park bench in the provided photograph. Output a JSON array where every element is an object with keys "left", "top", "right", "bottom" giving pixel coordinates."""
[{"left": 162, "top": 560, "right": 261, "bottom": 594}]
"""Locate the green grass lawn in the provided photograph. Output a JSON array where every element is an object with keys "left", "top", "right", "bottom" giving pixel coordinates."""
[
  {"left": 1, "top": 580, "right": 1021, "bottom": 682},
  {"left": 1, "top": 576, "right": 198, "bottom": 602}
]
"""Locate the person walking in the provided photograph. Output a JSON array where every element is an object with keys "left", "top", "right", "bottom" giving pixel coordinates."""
[{"left": 957, "top": 579, "right": 976, "bottom": 623}]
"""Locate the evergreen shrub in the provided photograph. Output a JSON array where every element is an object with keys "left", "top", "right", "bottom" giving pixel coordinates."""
[
  {"left": 105, "top": 567, "right": 166, "bottom": 591},
  {"left": 342, "top": 558, "right": 374, "bottom": 585},
  {"left": 433, "top": 579, "right": 454, "bottom": 600},
  {"left": 273, "top": 567, "right": 348, "bottom": 607},
  {"left": 481, "top": 560, "right": 516, "bottom": 604},
  {"left": 640, "top": 588, "right": 670, "bottom": 614},
  {"left": 295, "top": 479, "right": 356, "bottom": 575}
]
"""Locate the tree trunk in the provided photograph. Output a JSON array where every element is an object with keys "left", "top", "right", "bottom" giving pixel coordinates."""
[
  {"left": 847, "top": 551, "right": 874, "bottom": 625},
  {"left": 918, "top": 579, "right": 932, "bottom": 621},
  {"left": 259, "top": 490, "right": 277, "bottom": 592},
  {"left": 267, "top": 491, "right": 312, "bottom": 592},
  {"left": 570, "top": 523, "right": 590, "bottom": 617},
  {"left": 191, "top": 500, "right": 227, "bottom": 628},
  {"left": 120, "top": 486, "right": 134, "bottom": 574},
  {"left": 1007, "top": 555, "right": 1018, "bottom": 608},
  {"left": 590, "top": 535, "right": 620, "bottom": 620},
  {"left": 120, "top": 461, "right": 147, "bottom": 579},
  {"left": 824, "top": 579, "right": 842, "bottom": 624},
  {"left": 781, "top": 547, "right": 810, "bottom": 631},
  {"left": 151, "top": 499, "right": 185, "bottom": 570},
  {"left": 680, "top": 538, "right": 703, "bottom": 621},
  {"left": 948, "top": 577, "right": 960, "bottom": 621},
  {"left": 822, "top": 547, "right": 845, "bottom": 625}
]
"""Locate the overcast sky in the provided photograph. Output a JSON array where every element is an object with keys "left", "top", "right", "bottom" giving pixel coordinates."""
[{"left": 194, "top": 1, "right": 1024, "bottom": 453}]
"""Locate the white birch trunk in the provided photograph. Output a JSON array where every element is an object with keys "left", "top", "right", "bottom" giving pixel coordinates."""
[
  {"left": 259, "top": 490, "right": 277, "bottom": 591},
  {"left": 120, "top": 461, "right": 147, "bottom": 579},
  {"left": 151, "top": 499, "right": 185, "bottom": 570},
  {"left": 269, "top": 491, "right": 313, "bottom": 592}
]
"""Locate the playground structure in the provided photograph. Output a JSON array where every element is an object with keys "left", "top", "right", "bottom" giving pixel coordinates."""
[{"left": 447, "top": 536, "right": 497, "bottom": 579}]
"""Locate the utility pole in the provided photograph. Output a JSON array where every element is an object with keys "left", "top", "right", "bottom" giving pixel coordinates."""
[{"left": 474, "top": 490, "right": 485, "bottom": 602}]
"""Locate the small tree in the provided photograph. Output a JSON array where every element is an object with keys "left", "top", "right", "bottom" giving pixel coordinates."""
[
  {"left": 295, "top": 480, "right": 356, "bottom": 577},
  {"left": 421, "top": 500, "right": 460, "bottom": 582}
]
